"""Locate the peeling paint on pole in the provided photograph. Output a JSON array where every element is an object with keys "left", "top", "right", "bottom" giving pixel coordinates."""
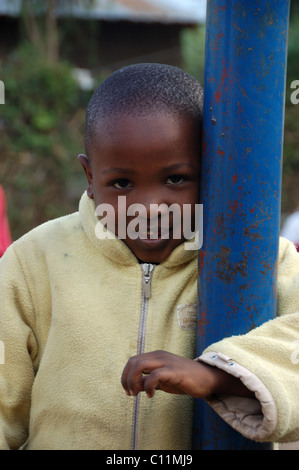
[{"left": 193, "top": 0, "right": 290, "bottom": 450}]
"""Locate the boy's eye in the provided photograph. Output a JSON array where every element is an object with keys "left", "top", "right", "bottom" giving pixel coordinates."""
[
  {"left": 166, "top": 175, "right": 185, "bottom": 185},
  {"left": 112, "top": 179, "right": 132, "bottom": 189}
]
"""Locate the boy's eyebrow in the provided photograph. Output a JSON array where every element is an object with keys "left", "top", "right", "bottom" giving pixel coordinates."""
[
  {"left": 102, "top": 167, "right": 136, "bottom": 175},
  {"left": 102, "top": 163, "right": 196, "bottom": 175},
  {"left": 163, "top": 163, "right": 196, "bottom": 172}
]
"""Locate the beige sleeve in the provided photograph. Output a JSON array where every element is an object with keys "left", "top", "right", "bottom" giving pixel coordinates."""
[
  {"left": 198, "top": 238, "right": 299, "bottom": 443},
  {"left": 0, "top": 246, "right": 37, "bottom": 449}
]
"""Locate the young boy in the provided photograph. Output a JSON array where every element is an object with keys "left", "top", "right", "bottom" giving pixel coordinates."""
[{"left": 0, "top": 64, "right": 298, "bottom": 450}]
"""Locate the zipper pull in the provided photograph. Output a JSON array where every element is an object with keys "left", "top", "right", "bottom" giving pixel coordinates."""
[{"left": 142, "top": 263, "right": 154, "bottom": 299}]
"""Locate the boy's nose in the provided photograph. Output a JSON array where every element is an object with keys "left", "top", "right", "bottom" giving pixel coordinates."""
[
  {"left": 126, "top": 201, "right": 169, "bottom": 223},
  {"left": 134, "top": 190, "right": 169, "bottom": 216},
  {"left": 144, "top": 202, "right": 169, "bottom": 219}
]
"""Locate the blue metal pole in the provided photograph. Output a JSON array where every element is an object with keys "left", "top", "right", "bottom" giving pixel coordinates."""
[{"left": 193, "top": 0, "right": 290, "bottom": 450}]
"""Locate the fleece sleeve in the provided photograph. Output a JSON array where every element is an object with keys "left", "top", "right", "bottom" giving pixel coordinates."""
[
  {"left": 0, "top": 245, "right": 38, "bottom": 449},
  {"left": 198, "top": 237, "right": 299, "bottom": 443}
]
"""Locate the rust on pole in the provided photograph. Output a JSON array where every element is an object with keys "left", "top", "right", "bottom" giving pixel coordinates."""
[{"left": 193, "top": 0, "right": 290, "bottom": 450}]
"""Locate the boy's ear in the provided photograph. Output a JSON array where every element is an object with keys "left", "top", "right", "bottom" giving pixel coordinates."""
[{"left": 78, "top": 154, "right": 94, "bottom": 199}]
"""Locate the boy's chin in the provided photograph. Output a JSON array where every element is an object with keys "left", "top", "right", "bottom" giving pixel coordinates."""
[{"left": 124, "top": 237, "right": 184, "bottom": 264}]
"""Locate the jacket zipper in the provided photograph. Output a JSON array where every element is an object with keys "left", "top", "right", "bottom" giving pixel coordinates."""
[{"left": 132, "top": 263, "right": 155, "bottom": 450}]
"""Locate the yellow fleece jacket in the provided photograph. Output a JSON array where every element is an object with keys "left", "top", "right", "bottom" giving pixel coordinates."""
[
  {"left": 0, "top": 192, "right": 299, "bottom": 449},
  {"left": 0, "top": 192, "right": 198, "bottom": 450}
]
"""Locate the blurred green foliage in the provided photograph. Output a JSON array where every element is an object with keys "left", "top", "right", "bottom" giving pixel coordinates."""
[
  {"left": 181, "top": 25, "right": 205, "bottom": 86},
  {"left": 3, "top": 43, "right": 79, "bottom": 146},
  {"left": 0, "top": 42, "right": 92, "bottom": 239},
  {"left": 1, "top": 10, "right": 299, "bottom": 241}
]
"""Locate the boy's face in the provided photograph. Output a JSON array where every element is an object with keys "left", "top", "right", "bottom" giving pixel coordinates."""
[{"left": 80, "top": 112, "right": 200, "bottom": 263}]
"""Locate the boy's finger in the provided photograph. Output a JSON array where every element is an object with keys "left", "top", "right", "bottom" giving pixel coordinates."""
[
  {"left": 143, "top": 369, "right": 164, "bottom": 398},
  {"left": 121, "top": 355, "right": 146, "bottom": 395},
  {"left": 121, "top": 358, "right": 132, "bottom": 393},
  {"left": 121, "top": 359, "right": 136, "bottom": 395},
  {"left": 121, "top": 352, "right": 164, "bottom": 395}
]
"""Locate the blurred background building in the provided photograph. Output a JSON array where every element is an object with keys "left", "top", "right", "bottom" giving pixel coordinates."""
[
  {"left": 0, "top": 0, "right": 206, "bottom": 72},
  {"left": 0, "top": 0, "right": 207, "bottom": 240},
  {"left": 0, "top": 0, "right": 298, "bottom": 244}
]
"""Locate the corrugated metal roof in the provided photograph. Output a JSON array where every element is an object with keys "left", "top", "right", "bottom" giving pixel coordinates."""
[
  {"left": 0, "top": 0, "right": 206, "bottom": 24},
  {"left": 116, "top": 0, "right": 165, "bottom": 15}
]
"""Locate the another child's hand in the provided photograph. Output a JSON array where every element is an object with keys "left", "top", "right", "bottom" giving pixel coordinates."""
[{"left": 121, "top": 350, "right": 252, "bottom": 399}]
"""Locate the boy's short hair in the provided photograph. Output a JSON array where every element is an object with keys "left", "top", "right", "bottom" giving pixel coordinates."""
[{"left": 85, "top": 63, "right": 203, "bottom": 158}]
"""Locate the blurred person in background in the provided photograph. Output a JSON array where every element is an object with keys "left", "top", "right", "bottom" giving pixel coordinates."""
[
  {"left": 280, "top": 208, "right": 299, "bottom": 250},
  {"left": 0, "top": 185, "right": 12, "bottom": 257}
]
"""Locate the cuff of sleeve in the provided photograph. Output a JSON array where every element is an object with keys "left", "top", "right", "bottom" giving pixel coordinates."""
[{"left": 198, "top": 352, "right": 278, "bottom": 442}]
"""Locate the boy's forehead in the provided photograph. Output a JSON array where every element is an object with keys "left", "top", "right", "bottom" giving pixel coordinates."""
[
  {"left": 88, "top": 112, "right": 200, "bottom": 175},
  {"left": 92, "top": 111, "right": 199, "bottom": 149},
  {"left": 96, "top": 110, "right": 173, "bottom": 132}
]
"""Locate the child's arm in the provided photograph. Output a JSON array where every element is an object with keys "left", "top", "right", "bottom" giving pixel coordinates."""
[
  {"left": 0, "top": 245, "right": 37, "bottom": 449},
  {"left": 121, "top": 350, "right": 254, "bottom": 399},
  {"left": 122, "top": 311, "right": 299, "bottom": 444},
  {"left": 122, "top": 238, "right": 299, "bottom": 444}
]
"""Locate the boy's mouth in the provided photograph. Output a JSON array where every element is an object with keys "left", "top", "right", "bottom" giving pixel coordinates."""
[
  {"left": 124, "top": 216, "right": 182, "bottom": 242},
  {"left": 137, "top": 221, "right": 178, "bottom": 240},
  {"left": 140, "top": 228, "right": 168, "bottom": 240}
]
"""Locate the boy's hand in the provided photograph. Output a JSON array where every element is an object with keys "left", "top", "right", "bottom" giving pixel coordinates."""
[{"left": 121, "top": 350, "right": 254, "bottom": 399}]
